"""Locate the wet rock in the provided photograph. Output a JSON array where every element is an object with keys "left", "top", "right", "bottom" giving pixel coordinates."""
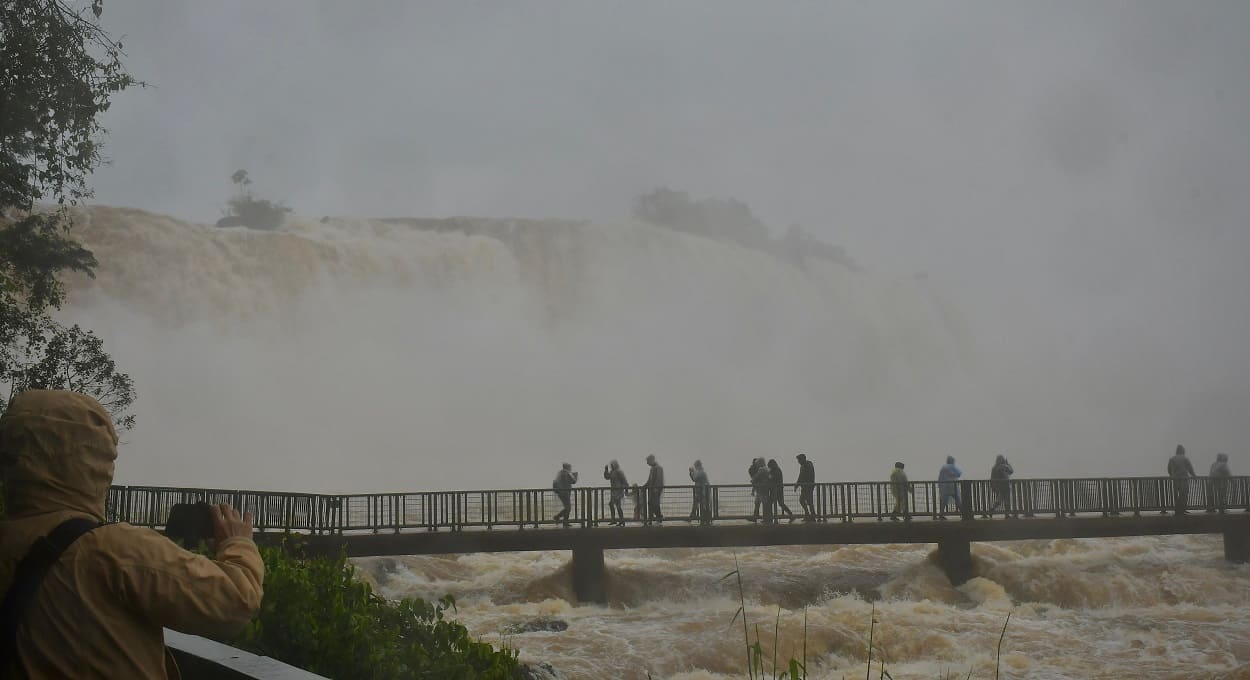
[
  {"left": 504, "top": 618, "right": 569, "bottom": 634},
  {"left": 515, "top": 662, "right": 566, "bottom": 680}
]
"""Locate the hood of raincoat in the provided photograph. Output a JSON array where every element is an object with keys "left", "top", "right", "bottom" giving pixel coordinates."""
[
  {"left": 946, "top": 455, "right": 955, "bottom": 464},
  {"left": 0, "top": 390, "right": 118, "bottom": 521}
]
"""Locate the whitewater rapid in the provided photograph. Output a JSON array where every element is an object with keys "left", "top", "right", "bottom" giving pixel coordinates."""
[{"left": 357, "top": 536, "right": 1250, "bottom": 679}]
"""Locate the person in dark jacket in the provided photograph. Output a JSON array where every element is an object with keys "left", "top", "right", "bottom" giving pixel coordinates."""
[
  {"left": 767, "top": 459, "right": 794, "bottom": 522},
  {"left": 604, "top": 460, "right": 628, "bottom": 525},
  {"left": 984, "top": 454, "right": 1014, "bottom": 518},
  {"left": 1167, "top": 445, "right": 1196, "bottom": 515},
  {"left": 750, "top": 461, "right": 774, "bottom": 524},
  {"left": 794, "top": 454, "right": 816, "bottom": 522},
  {"left": 937, "top": 455, "right": 962, "bottom": 519},
  {"left": 889, "top": 462, "right": 910, "bottom": 521},
  {"left": 689, "top": 460, "right": 711, "bottom": 525},
  {"left": 552, "top": 463, "right": 578, "bottom": 527},
  {"left": 748, "top": 457, "right": 767, "bottom": 522},
  {"left": 1208, "top": 453, "right": 1232, "bottom": 514},
  {"left": 644, "top": 454, "right": 665, "bottom": 523}
]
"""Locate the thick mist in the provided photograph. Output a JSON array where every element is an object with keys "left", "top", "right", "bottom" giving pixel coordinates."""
[
  {"left": 75, "top": 2, "right": 1250, "bottom": 489},
  {"left": 59, "top": 207, "right": 1240, "bottom": 491}
]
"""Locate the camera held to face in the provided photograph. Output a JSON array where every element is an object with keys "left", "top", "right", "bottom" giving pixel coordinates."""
[{"left": 165, "top": 502, "right": 215, "bottom": 549}]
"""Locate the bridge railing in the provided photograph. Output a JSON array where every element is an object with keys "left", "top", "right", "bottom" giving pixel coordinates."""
[{"left": 105, "top": 476, "right": 1250, "bottom": 534}]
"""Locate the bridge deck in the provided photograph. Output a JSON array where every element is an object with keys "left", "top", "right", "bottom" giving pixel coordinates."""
[{"left": 296, "top": 512, "right": 1250, "bottom": 556}]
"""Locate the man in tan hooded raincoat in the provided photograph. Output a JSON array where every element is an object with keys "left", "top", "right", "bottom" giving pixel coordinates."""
[{"left": 0, "top": 390, "right": 264, "bottom": 679}]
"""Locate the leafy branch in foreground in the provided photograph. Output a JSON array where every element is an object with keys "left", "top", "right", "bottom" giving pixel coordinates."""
[
  {"left": 1, "top": 0, "right": 139, "bottom": 425},
  {"left": 232, "top": 541, "right": 519, "bottom": 679}
]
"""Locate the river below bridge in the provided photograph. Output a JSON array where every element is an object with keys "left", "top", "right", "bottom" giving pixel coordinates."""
[{"left": 355, "top": 534, "right": 1250, "bottom": 679}]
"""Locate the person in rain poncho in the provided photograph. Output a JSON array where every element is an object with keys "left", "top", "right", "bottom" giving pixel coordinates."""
[
  {"left": 1208, "top": 453, "right": 1232, "bottom": 514},
  {"left": 552, "top": 463, "right": 578, "bottom": 527},
  {"left": 603, "top": 460, "right": 628, "bottom": 526},
  {"left": 1167, "top": 445, "right": 1196, "bottom": 515},
  {"left": 937, "top": 456, "right": 962, "bottom": 518},
  {"left": 0, "top": 390, "right": 263, "bottom": 679},
  {"left": 889, "top": 461, "right": 910, "bottom": 521},
  {"left": 644, "top": 454, "right": 665, "bottom": 523},
  {"left": 688, "top": 460, "right": 711, "bottom": 525}
]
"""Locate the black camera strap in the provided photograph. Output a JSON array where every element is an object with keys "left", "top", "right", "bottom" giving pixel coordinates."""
[{"left": 1, "top": 517, "right": 101, "bottom": 665}]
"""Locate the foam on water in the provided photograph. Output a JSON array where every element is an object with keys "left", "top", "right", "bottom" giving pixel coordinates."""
[{"left": 359, "top": 535, "right": 1250, "bottom": 679}]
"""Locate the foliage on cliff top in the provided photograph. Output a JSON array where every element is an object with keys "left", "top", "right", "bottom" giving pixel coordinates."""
[{"left": 232, "top": 541, "right": 519, "bottom": 679}]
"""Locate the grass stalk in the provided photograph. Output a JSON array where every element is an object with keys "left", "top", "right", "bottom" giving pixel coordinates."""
[
  {"left": 865, "top": 602, "right": 876, "bottom": 680},
  {"left": 802, "top": 606, "right": 808, "bottom": 680},
  {"left": 721, "top": 553, "right": 753, "bottom": 679},
  {"left": 995, "top": 610, "right": 1012, "bottom": 680},
  {"left": 773, "top": 606, "right": 781, "bottom": 680}
]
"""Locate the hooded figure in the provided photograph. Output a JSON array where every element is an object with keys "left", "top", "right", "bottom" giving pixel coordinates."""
[
  {"left": 603, "top": 460, "right": 628, "bottom": 526},
  {"left": 937, "top": 456, "right": 962, "bottom": 517},
  {"left": 0, "top": 390, "right": 263, "bottom": 679},
  {"left": 889, "top": 462, "right": 909, "bottom": 521},
  {"left": 688, "top": 460, "right": 711, "bottom": 524},
  {"left": 1167, "top": 445, "right": 1195, "bottom": 515},
  {"left": 644, "top": 455, "right": 665, "bottom": 522},
  {"left": 748, "top": 457, "right": 767, "bottom": 522},
  {"left": 794, "top": 454, "right": 816, "bottom": 522},
  {"left": 750, "top": 461, "right": 773, "bottom": 523},
  {"left": 985, "top": 454, "right": 1014, "bottom": 518},
  {"left": 552, "top": 463, "right": 578, "bottom": 527},
  {"left": 1208, "top": 453, "right": 1232, "bottom": 514},
  {"left": 767, "top": 459, "right": 794, "bottom": 521}
]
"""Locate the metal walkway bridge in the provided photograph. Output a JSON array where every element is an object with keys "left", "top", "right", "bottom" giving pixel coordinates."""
[{"left": 107, "top": 476, "right": 1250, "bottom": 602}]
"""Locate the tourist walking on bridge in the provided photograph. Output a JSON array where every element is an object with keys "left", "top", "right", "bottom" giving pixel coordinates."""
[
  {"left": 889, "top": 462, "right": 910, "bottom": 521},
  {"left": 1167, "top": 445, "right": 1196, "bottom": 515},
  {"left": 645, "top": 454, "right": 665, "bottom": 523},
  {"left": 552, "top": 463, "right": 578, "bottom": 527},
  {"left": 1207, "top": 453, "right": 1231, "bottom": 514},
  {"left": 937, "top": 455, "right": 962, "bottom": 519},
  {"left": 751, "top": 459, "right": 774, "bottom": 523},
  {"left": 689, "top": 460, "right": 711, "bottom": 524},
  {"left": 768, "top": 459, "right": 795, "bottom": 522},
  {"left": 795, "top": 453, "right": 816, "bottom": 522},
  {"left": 983, "top": 454, "right": 1015, "bottom": 518},
  {"left": 604, "top": 460, "right": 628, "bottom": 526}
]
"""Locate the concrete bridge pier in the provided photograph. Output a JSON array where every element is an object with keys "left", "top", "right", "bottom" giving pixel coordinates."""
[
  {"left": 571, "top": 546, "right": 607, "bottom": 604},
  {"left": 1225, "top": 528, "right": 1250, "bottom": 563},
  {"left": 937, "top": 538, "right": 975, "bottom": 586}
]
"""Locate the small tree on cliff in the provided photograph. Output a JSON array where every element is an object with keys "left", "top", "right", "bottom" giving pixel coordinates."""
[
  {"left": 217, "top": 169, "right": 290, "bottom": 230},
  {"left": 0, "top": 0, "right": 138, "bottom": 425}
]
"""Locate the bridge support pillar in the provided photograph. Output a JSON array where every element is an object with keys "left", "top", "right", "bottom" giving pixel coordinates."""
[
  {"left": 1225, "top": 529, "right": 1250, "bottom": 563},
  {"left": 938, "top": 538, "right": 975, "bottom": 586},
  {"left": 571, "top": 546, "right": 606, "bottom": 604}
]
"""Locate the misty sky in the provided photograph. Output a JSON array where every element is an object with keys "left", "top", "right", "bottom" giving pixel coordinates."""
[{"left": 83, "top": 1, "right": 1250, "bottom": 477}]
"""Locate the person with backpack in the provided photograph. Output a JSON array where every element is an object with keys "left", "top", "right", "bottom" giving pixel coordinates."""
[{"left": 0, "top": 390, "right": 263, "bottom": 679}]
